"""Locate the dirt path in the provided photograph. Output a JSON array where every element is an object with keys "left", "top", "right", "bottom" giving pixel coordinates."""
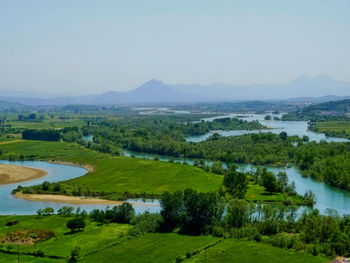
[{"left": 0, "top": 139, "right": 23, "bottom": 145}]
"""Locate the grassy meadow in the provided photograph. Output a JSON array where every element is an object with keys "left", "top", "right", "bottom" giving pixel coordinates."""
[
  {"left": 0, "top": 215, "right": 329, "bottom": 263},
  {"left": 312, "top": 120, "right": 350, "bottom": 138},
  {"left": 184, "top": 239, "right": 327, "bottom": 263},
  {"left": 0, "top": 140, "right": 305, "bottom": 203},
  {"left": 0, "top": 140, "right": 223, "bottom": 197}
]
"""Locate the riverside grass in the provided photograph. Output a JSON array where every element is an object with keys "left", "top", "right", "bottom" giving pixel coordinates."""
[
  {"left": 185, "top": 239, "right": 328, "bottom": 263},
  {"left": 0, "top": 215, "right": 328, "bottom": 263},
  {"left": 0, "top": 140, "right": 304, "bottom": 203},
  {"left": 0, "top": 215, "right": 131, "bottom": 259},
  {"left": 312, "top": 120, "right": 350, "bottom": 138}
]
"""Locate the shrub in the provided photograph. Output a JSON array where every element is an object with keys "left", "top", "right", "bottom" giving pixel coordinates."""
[
  {"left": 70, "top": 246, "right": 81, "bottom": 262},
  {"left": 6, "top": 220, "right": 18, "bottom": 226}
]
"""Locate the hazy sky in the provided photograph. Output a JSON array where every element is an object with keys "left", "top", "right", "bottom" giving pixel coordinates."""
[{"left": 1, "top": 0, "right": 350, "bottom": 95}]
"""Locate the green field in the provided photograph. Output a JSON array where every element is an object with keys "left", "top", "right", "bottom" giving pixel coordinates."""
[
  {"left": 311, "top": 120, "right": 350, "bottom": 138},
  {"left": 246, "top": 182, "right": 304, "bottom": 203},
  {"left": 80, "top": 233, "right": 217, "bottom": 263},
  {"left": 0, "top": 253, "right": 64, "bottom": 263},
  {"left": 0, "top": 215, "right": 131, "bottom": 259},
  {"left": 0, "top": 140, "right": 304, "bottom": 203},
  {"left": 184, "top": 239, "right": 327, "bottom": 263},
  {"left": 0, "top": 215, "right": 328, "bottom": 263},
  {"left": 0, "top": 140, "right": 223, "bottom": 197},
  {"left": 0, "top": 113, "right": 88, "bottom": 129}
]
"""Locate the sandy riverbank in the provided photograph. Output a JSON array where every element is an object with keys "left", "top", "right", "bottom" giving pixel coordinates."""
[
  {"left": 0, "top": 164, "right": 48, "bottom": 185},
  {"left": 15, "top": 192, "right": 159, "bottom": 206},
  {"left": 47, "top": 160, "right": 95, "bottom": 173}
]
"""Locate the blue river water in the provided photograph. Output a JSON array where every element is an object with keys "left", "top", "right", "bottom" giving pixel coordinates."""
[
  {"left": 1, "top": 114, "right": 350, "bottom": 215},
  {"left": 186, "top": 113, "right": 349, "bottom": 143},
  {"left": 0, "top": 160, "right": 159, "bottom": 215}
]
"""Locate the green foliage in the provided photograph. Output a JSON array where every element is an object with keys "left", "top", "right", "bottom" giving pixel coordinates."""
[
  {"left": 70, "top": 246, "right": 81, "bottom": 262},
  {"left": 261, "top": 171, "right": 278, "bottom": 194},
  {"left": 185, "top": 239, "right": 326, "bottom": 263},
  {"left": 226, "top": 199, "right": 249, "bottom": 228},
  {"left": 223, "top": 170, "right": 248, "bottom": 198},
  {"left": 37, "top": 207, "right": 54, "bottom": 216},
  {"left": 57, "top": 206, "right": 74, "bottom": 217},
  {"left": 22, "top": 129, "right": 61, "bottom": 141},
  {"left": 160, "top": 189, "right": 224, "bottom": 235},
  {"left": 67, "top": 218, "right": 86, "bottom": 232},
  {"left": 129, "top": 212, "right": 163, "bottom": 236},
  {"left": 90, "top": 203, "right": 135, "bottom": 224}
]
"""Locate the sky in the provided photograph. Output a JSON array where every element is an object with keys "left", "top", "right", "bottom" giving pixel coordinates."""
[{"left": 0, "top": 0, "right": 350, "bottom": 95}]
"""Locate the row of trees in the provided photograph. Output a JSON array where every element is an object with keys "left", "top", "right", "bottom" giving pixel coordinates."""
[
  {"left": 33, "top": 190, "right": 347, "bottom": 258},
  {"left": 159, "top": 189, "right": 350, "bottom": 257},
  {"left": 22, "top": 129, "right": 60, "bottom": 141}
]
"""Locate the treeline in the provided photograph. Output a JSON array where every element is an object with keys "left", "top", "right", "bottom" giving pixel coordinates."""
[
  {"left": 294, "top": 141, "right": 350, "bottom": 190},
  {"left": 17, "top": 115, "right": 350, "bottom": 192},
  {"left": 76, "top": 115, "right": 350, "bottom": 191},
  {"left": 22, "top": 129, "right": 60, "bottom": 141},
  {"left": 282, "top": 99, "right": 350, "bottom": 121},
  {"left": 21, "top": 127, "right": 85, "bottom": 143},
  {"left": 159, "top": 190, "right": 350, "bottom": 257}
]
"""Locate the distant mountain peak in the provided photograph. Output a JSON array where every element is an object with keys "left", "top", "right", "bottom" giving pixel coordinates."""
[
  {"left": 142, "top": 79, "right": 163, "bottom": 86},
  {"left": 313, "top": 74, "right": 334, "bottom": 81}
]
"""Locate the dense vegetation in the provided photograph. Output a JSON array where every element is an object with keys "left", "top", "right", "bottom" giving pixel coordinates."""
[
  {"left": 282, "top": 99, "right": 350, "bottom": 121},
  {"left": 22, "top": 129, "right": 61, "bottom": 141},
  {"left": 0, "top": 196, "right": 344, "bottom": 262},
  {"left": 2, "top": 106, "right": 350, "bottom": 262},
  {"left": 309, "top": 120, "right": 350, "bottom": 139}
]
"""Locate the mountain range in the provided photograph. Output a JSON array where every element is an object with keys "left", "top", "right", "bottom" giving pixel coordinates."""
[{"left": 1, "top": 75, "right": 350, "bottom": 106}]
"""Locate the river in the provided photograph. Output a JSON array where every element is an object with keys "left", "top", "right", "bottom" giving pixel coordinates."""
[
  {"left": 0, "top": 160, "right": 159, "bottom": 215},
  {"left": 123, "top": 149, "right": 350, "bottom": 216},
  {"left": 3, "top": 114, "right": 350, "bottom": 216}
]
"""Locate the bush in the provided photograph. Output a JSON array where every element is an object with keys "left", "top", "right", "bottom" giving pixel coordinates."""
[
  {"left": 6, "top": 220, "right": 18, "bottom": 226},
  {"left": 129, "top": 212, "right": 162, "bottom": 236},
  {"left": 70, "top": 246, "right": 81, "bottom": 262},
  {"left": 34, "top": 249, "right": 45, "bottom": 257},
  {"left": 211, "top": 226, "right": 225, "bottom": 237}
]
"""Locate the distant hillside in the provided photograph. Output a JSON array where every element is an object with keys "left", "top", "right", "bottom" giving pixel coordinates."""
[
  {"left": 93, "top": 79, "right": 209, "bottom": 104},
  {"left": 171, "top": 75, "right": 350, "bottom": 101},
  {"left": 0, "top": 100, "right": 28, "bottom": 111},
  {"left": 1, "top": 75, "right": 350, "bottom": 106},
  {"left": 282, "top": 99, "right": 350, "bottom": 121}
]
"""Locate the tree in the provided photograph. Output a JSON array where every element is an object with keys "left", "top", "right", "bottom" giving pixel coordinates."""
[
  {"left": 277, "top": 172, "right": 288, "bottom": 192},
  {"left": 42, "top": 207, "right": 54, "bottom": 216},
  {"left": 261, "top": 171, "right": 277, "bottom": 194},
  {"left": 110, "top": 203, "right": 135, "bottom": 223},
  {"left": 160, "top": 191, "right": 184, "bottom": 230},
  {"left": 182, "top": 189, "right": 224, "bottom": 235},
  {"left": 223, "top": 170, "right": 248, "bottom": 199},
  {"left": 42, "top": 181, "right": 50, "bottom": 191},
  {"left": 303, "top": 190, "right": 316, "bottom": 205},
  {"left": 67, "top": 218, "right": 86, "bottom": 232},
  {"left": 58, "top": 206, "right": 74, "bottom": 217},
  {"left": 70, "top": 247, "right": 81, "bottom": 262},
  {"left": 279, "top": 131, "right": 288, "bottom": 140},
  {"left": 226, "top": 199, "right": 249, "bottom": 228}
]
